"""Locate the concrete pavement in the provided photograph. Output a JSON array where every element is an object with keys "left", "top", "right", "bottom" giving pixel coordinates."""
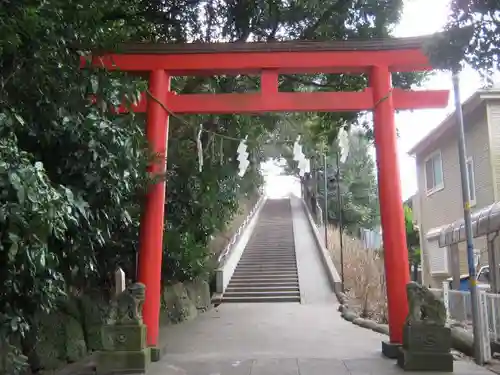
[{"left": 151, "top": 196, "right": 493, "bottom": 375}]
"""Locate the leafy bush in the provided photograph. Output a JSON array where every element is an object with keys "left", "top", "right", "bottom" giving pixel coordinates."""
[{"left": 0, "top": 130, "right": 77, "bottom": 371}]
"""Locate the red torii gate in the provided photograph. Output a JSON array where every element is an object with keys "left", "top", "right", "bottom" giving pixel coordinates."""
[{"left": 83, "top": 37, "right": 449, "bottom": 356}]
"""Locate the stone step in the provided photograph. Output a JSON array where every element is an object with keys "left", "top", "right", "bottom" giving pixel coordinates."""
[
  {"left": 232, "top": 275, "right": 298, "bottom": 280},
  {"left": 223, "top": 290, "right": 300, "bottom": 298},
  {"left": 240, "top": 255, "right": 296, "bottom": 258},
  {"left": 244, "top": 249, "right": 294, "bottom": 251},
  {"left": 238, "top": 259, "right": 297, "bottom": 263},
  {"left": 239, "top": 258, "right": 296, "bottom": 261},
  {"left": 240, "top": 255, "right": 296, "bottom": 259},
  {"left": 233, "top": 270, "right": 297, "bottom": 276},
  {"left": 243, "top": 248, "right": 294, "bottom": 251},
  {"left": 240, "top": 256, "right": 295, "bottom": 259},
  {"left": 221, "top": 198, "right": 300, "bottom": 304},
  {"left": 238, "top": 258, "right": 296, "bottom": 261},
  {"left": 226, "top": 284, "right": 300, "bottom": 293},
  {"left": 227, "top": 282, "right": 299, "bottom": 287},
  {"left": 221, "top": 295, "right": 301, "bottom": 303},
  {"left": 236, "top": 265, "right": 297, "bottom": 270},
  {"left": 238, "top": 262, "right": 296, "bottom": 266},
  {"left": 235, "top": 264, "right": 296, "bottom": 269},
  {"left": 232, "top": 271, "right": 298, "bottom": 277},
  {"left": 230, "top": 273, "right": 298, "bottom": 279},
  {"left": 229, "top": 277, "right": 299, "bottom": 284},
  {"left": 240, "top": 261, "right": 296, "bottom": 264},
  {"left": 237, "top": 263, "right": 297, "bottom": 268},
  {"left": 245, "top": 244, "right": 294, "bottom": 247},
  {"left": 238, "top": 256, "right": 297, "bottom": 264},
  {"left": 241, "top": 255, "right": 295, "bottom": 259},
  {"left": 228, "top": 280, "right": 299, "bottom": 288},
  {"left": 235, "top": 268, "right": 297, "bottom": 271}
]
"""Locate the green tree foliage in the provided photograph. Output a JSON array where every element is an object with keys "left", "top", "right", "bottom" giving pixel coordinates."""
[
  {"left": 427, "top": 1, "right": 499, "bottom": 74},
  {"left": 316, "top": 131, "right": 380, "bottom": 234},
  {"left": 0, "top": 1, "right": 153, "bottom": 373},
  {"left": 404, "top": 203, "right": 421, "bottom": 267}
]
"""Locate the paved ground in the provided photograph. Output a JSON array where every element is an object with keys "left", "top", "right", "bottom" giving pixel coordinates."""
[{"left": 151, "top": 196, "right": 493, "bottom": 375}]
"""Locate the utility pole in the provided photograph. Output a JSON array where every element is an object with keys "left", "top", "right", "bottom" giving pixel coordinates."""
[
  {"left": 336, "top": 150, "right": 345, "bottom": 292},
  {"left": 452, "top": 72, "right": 484, "bottom": 364},
  {"left": 323, "top": 152, "right": 328, "bottom": 248}
]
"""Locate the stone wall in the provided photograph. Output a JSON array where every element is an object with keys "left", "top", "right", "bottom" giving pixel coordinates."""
[{"left": 14, "top": 279, "right": 211, "bottom": 375}]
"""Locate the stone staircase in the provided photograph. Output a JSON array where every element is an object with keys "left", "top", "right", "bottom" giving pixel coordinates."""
[{"left": 221, "top": 198, "right": 300, "bottom": 303}]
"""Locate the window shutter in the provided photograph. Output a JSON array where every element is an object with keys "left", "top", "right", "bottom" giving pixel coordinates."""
[{"left": 427, "top": 239, "right": 449, "bottom": 275}]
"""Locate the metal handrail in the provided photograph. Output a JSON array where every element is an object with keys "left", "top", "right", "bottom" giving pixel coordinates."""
[
  {"left": 216, "top": 195, "right": 265, "bottom": 266},
  {"left": 430, "top": 201, "right": 500, "bottom": 247}
]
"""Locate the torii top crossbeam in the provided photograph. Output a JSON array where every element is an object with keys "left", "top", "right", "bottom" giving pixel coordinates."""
[
  {"left": 83, "top": 36, "right": 449, "bottom": 114},
  {"left": 88, "top": 36, "right": 436, "bottom": 74}
]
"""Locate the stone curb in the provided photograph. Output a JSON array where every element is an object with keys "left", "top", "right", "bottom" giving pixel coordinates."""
[
  {"left": 337, "top": 303, "right": 487, "bottom": 359},
  {"left": 299, "top": 198, "right": 343, "bottom": 295},
  {"left": 338, "top": 304, "right": 390, "bottom": 335},
  {"left": 52, "top": 352, "right": 97, "bottom": 375}
]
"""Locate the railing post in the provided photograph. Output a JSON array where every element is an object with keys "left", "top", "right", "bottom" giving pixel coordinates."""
[
  {"left": 478, "top": 290, "right": 492, "bottom": 362},
  {"left": 442, "top": 281, "right": 451, "bottom": 323},
  {"left": 115, "top": 267, "right": 126, "bottom": 298},
  {"left": 487, "top": 232, "right": 500, "bottom": 294}
]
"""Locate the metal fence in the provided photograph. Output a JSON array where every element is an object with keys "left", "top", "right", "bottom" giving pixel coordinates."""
[{"left": 432, "top": 285, "right": 500, "bottom": 344}]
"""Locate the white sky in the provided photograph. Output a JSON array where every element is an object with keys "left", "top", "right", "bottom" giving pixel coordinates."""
[{"left": 265, "top": 0, "right": 487, "bottom": 200}]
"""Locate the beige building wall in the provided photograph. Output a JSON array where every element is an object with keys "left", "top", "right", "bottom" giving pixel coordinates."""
[{"left": 415, "top": 103, "right": 495, "bottom": 287}]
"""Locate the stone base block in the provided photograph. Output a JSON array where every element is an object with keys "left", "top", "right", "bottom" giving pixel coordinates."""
[
  {"left": 403, "top": 322, "right": 451, "bottom": 353},
  {"left": 397, "top": 348, "right": 454, "bottom": 372},
  {"left": 96, "top": 348, "right": 151, "bottom": 375},
  {"left": 381, "top": 341, "right": 401, "bottom": 359},
  {"left": 150, "top": 346, "right": 161, "bottom": 362},
  {"left": 102, "top": 324, "right": 147, "bottom": 352}
]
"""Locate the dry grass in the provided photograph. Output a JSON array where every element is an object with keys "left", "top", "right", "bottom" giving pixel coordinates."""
[{"left": 324, "top": 225, "right": 388, "bottom": 323}]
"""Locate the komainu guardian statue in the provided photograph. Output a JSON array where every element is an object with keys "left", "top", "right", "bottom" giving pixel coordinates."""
[
  {"left": 397, "top": 281, "right": 453, "bottom": 372},
  {"left": 405, "top": 281, "right": 447, "bottom": 327},
  {"left": 107, "top": 282, "right": 146, "bottom": 325},
  {"left": 98, "top": 282, "right": 150, "bottom": 375}
]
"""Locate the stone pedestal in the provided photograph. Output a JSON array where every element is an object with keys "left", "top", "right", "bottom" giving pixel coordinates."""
[
  {"left": 150, "top": 346, "right": 161, "bottom": 362},
  {"left": 397, "top": 322, "right": 453, "bottom": 372},
  {"left": 381, "top": 341, "right": 401, "bottom": 359},
  {"left": 97, "top": 324, "right": 151, "bottom": 375}
]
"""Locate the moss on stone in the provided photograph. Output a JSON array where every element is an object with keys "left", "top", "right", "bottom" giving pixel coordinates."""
[
  {"left": 185, "top": 279, "right": 212, "bottom": 312},
  {"left": 33, "top": 311, "right": 66, "bottom": 371},
  {"left": 162, "top": 283, "right": 198, "bottom": 324},
  {"left": 64, "top": 314, "right": 87, "bottom": 363},
  {"left": 16, "top": 282, "right": 211, "bottom": 374},
  {"left": 79, "top": 293, "right": 109, "bottom": 351}
]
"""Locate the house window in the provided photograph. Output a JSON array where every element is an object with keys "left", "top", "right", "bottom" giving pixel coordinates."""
[
  {"left": 425, "top": 151, "right": 444, "bottom": 194},
  {"left": 466, "top": 157, "right": 476, "bottom": 206}
]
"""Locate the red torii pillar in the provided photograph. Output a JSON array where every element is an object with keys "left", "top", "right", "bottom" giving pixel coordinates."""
[
  {"left": 137, "top": 70, "right": 171, "bottom": 356},
  {"left": 371, "top": 66, "right": 410, "bottom": 357}
]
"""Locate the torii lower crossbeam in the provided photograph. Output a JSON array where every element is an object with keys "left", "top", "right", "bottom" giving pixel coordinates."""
[
  {"left": 83, "top": 37, "right": 449, "bottom": 360},
  {"left": 113, "top": 88, "right": 448, "bottom": 114}
]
